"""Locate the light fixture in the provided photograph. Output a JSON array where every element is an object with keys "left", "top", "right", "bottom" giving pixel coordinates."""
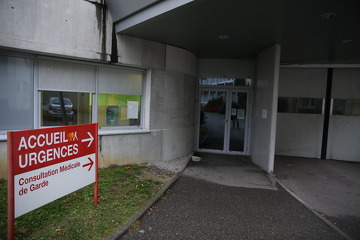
[
  {"left": 320, "top": 12, "right": 336, "bottom": 20},
  {"left": 218, "top": 35, "right": 230, "bottom": 40},
  {"left": 341, "top": 39, "right": 353, "bottom": 44}
]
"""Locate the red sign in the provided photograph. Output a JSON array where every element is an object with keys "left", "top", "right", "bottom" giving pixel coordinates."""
[
  {"left": 12, "top": 124, "right": 96, "bottom": 175},
  {"left": 7, "top": 123, "right": 98, "bottom": 239}
]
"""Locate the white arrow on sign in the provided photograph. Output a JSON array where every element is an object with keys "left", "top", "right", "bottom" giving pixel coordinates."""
[{"left": 81, "top": 132, "right": 94, "bottom": 147}]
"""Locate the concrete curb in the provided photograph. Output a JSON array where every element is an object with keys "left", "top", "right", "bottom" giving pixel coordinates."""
[
  {"left": 106, "top": 156, "right": 191, "bottom": 240},
  {"left": 269, "top": 174, "right": 353, "bottom": 240}
]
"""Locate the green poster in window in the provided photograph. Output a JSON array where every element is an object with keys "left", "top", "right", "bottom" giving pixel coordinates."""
[{"left": 106, "top": 106, "right": 118, "bottom": 125}]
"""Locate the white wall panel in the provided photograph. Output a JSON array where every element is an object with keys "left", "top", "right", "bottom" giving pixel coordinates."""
[
  {"left": 332, "top": 68, "right": 360, "bottom": 99},
  {"left": 279, "top": 68, "right": 327, "bottom": 98},
  {"left": 328, "top": 68, "right": 360, "bottom": 162},
  {"left": 276, "top": 113, "right": 323, "bottom": 158},
  {"left": 276, "top": 67, "right": 327, "bottom": 158},
  {"left": 327, "top": 116, "right": 360, "bottom": 162}
]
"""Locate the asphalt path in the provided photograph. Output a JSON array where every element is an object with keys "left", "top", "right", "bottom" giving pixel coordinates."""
[{"left": 122, "top": 175, "right": 344, "bottom": 239}]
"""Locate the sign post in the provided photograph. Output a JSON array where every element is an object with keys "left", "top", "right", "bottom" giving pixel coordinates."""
[{"left": 7, "top": 123, "right": 98, "bottom": 240}]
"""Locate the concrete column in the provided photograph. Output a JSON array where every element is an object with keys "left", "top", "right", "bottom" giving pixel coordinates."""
[{"left": 251, "top": 44, "right": 281, "bottom": 173}]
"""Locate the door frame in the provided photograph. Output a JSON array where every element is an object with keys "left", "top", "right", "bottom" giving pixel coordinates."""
[{"left": 195, "top": 86, "right": 252, "bottom": 155}]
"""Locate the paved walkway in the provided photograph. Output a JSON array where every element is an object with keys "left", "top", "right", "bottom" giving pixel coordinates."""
[
  {"left": 121, "top": 153, "right": 347, "bottom": 240},
  {"left": 274, "top": 156, "right": 360, "bottom": 240}
]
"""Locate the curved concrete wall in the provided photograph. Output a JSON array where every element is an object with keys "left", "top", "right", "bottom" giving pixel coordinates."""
[{"left": 98, "top": 37, "right": 197, "bottom": 168}]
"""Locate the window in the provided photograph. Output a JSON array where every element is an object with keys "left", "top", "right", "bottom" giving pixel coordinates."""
[
  {"left": 333, "top": 99, "right": 360, "bottom": 116},
  {"left": 38, "top": 59, "right": 95, "bottom": 127},
  {"left": 278, "top": 97, "right": 323, "bottom": 114},
  {"left": 200, "top": 77, "right": 252, "bottom": 87},
  {"left": 0, "top": 55, "right": 34, "bottom": 130},
  {"left": 41, "top": 91, "right": 92, "bottom": 126},
  {"left": 98, "top": 94, "right": 141, "bottom": 127},
  {"left": 97, "top": 66, "right": 144, "bottom": 128},
  {"left": 0, "top": 54, "right": 146, "bottom": 131}
]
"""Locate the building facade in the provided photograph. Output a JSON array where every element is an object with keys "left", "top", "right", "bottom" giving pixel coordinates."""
[
  {"left": 1, "top": 0, "right": 359, "bottom": 179},
  {"left": 0, "top": 0, "right": 199, "bottom": 179}
]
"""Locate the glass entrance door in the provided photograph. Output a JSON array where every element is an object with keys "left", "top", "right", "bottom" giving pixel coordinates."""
[
  {"left": 197, "top": 88, "right": 250, "bottom": 154},
  {"left": 229, "top": 91, "right": 248, "bottom": 152},
  {"left": 198, "top": 90, "right": 227, "bottom": 150}
]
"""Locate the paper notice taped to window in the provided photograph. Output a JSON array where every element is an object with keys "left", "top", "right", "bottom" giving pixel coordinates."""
[{"left": 127, "top": 101, "right": 138, "bottom": 119}]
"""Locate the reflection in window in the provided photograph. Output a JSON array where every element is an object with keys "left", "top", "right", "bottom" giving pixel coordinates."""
[
  {"left": 333, "top": 99, "right": 360, "bottom": 116},
  {"left": 278, "top": 97, "right": 323, "bottom": 114},
  {"left": 200, "top": 77, "right": 252, "bottom": 87},
  {"left": 97, "top": 94, "right": 141, "bottom": 127},
  {"left": 41, "top": 91, "right": 92, "bottom": 126}
]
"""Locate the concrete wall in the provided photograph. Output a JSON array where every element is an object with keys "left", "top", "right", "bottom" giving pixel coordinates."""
[
  {"left": 0, "top": 0, "right": 112, "bottom": 61},
  {"left": 117, "top": 35, "right": 165, "bottom": 69},
  {"left": 0, "top": 0, "right": 197, "bottom": 178},
  {"left": 0, "top": 143, "right": 6, "bottom": 180},
  {"left": 198, "top": 59, "right": 255, "bottom": 78},
  {"left": 251, "top": 44, "right": 281, "bottom": 173},
  {"left": 106, "top": 0, "right": 159, "bottom": 22}
]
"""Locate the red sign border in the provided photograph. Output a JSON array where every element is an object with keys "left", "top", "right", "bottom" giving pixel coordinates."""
[
  {"left": 7, "top": 123, "right": 98, "bottom": 240},
  {"left": 7, "top": 130, "right": 15, "bottom": 240}
]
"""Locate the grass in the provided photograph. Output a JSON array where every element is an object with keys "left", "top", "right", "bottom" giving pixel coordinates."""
[{"left": 0, "top": 164, "right": 166, "bottom": 239}]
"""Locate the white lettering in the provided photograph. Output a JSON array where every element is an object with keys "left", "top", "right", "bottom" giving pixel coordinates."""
[
  {"left": 53, "top": 147, "right": 60, "bottom": 159},
  {"left": 28, "top": 152, "right": 37, "bottom": 166},
  {"left": 18, "top": 155, "right": 27, "bottom": 168},
  {"left": 37, "top": 134, "right": 45, "bottom": 147},
  {"left": 46, "top": 133, "right": 53, "bottom": 145},
  {"left": 18, "top": 137, "right": 28, "bottom": 151},
  {"left": 68, "top": 145, "right": 73, "bottom": 156},
  {"left": 47, "top": 148, "right": 54, "bottom": 161},
  {"left": 54, "top": 132, "right": 60, "bottom": 144},
  {"left": 28, "top": 135, "right": 37, "bottom": 149},
  {"left": 63, "top": 131, "right": 68, "bottom": 142},
  {"left": 73, "top": 144, "right": 79, "bottom": 155},
  {"left": 61, "top": 146, "right": 67, "bottom": 157},
  {"left": 38, "top": 150, "right": 46, "bottom": 163},
  {"left": 17, "top": 143, "right": 80, "bottom": 168}
]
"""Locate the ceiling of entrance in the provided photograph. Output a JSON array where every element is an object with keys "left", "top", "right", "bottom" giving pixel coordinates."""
[{"left": 113, "top": 0, "right": 360, "bottom": 64}]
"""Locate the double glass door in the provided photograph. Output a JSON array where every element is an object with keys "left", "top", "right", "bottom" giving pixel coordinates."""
[{"left": 197, "top": 88, "right": 250, "bottom": 154}]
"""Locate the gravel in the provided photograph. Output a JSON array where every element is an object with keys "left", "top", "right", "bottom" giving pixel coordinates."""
[{"left": 145, "top": 153, "right": 192, "bottom": 175}]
